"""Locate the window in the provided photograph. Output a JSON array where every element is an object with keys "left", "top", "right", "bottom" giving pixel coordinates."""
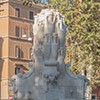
[
  {"left": 15, "top": 8, "right": 20, "bottom": 17},
  {"left": 15, "top": 67, "right": 20, "bottom": 75},
  {"left": 22, "top": 26, "right": 27, "bottom": 38},
  {"left": 15, "top": 26, "right": 20, "bottom": 37},
  {"left": 29, "top": 11, "right": 34, "bottom": 20},
  {"left": 15, "top": 46, "right": 20, "bottom": 58},
  {"left": 29, "top": 48, "right": 32, "bottom": 59},
  {"left": 15, "top": 64, "right": 28, "bottom": 75},
  {"left": 29, "top": 28, "right": 33, "bottom": 37},
  {"left": 92, "top": 94, "right": 97, "bottom": 100},
  {"left": 15, "top": 46, "right": 23, "bottom": 58}
]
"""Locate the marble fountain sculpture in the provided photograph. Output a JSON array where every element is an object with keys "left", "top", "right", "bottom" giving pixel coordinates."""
[{"left": 11, "top": 9, "right": 89, "bottom": 100}]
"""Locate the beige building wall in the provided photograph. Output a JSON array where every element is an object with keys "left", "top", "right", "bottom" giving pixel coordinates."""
[
  {"left": 0, "top": 37, "right": 3, "bottom": 99},
  {"left": 0, "top": 0, "right": 44, "bottom": 99}
]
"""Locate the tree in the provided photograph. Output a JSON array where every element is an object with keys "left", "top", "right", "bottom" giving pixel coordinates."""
[{"left": 49, "top": 0, "right": 100, "bottom": 89}]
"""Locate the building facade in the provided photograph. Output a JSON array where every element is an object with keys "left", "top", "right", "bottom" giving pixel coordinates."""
[
  {"left": 92, "top": 86, "right": 100, "bottom": 100},
  {"left": 0, "top": 0, "right": 44, "bottom": 99}
]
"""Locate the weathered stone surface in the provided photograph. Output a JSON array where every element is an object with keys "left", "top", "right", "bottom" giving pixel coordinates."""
[{"left": 10, "top": 9, "right": 89, "bottom": 100}]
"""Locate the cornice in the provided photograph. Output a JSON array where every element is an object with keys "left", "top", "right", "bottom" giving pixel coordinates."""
[
  {"left": 1, "top": 36, "right": 33, "bottom": 43},
  {"left": 9, "top": 57, "right": 32, "bottom": 62},
  {"left": 9, "top": 36, "right": 33, "bottom": 43},
  {"left": 0, "top": 15, "right": 34, "bottom": 23},
  {"left": 1, "top": 57, "right": 32, "bottom": 62},
  {"left": 9, "top": 16, "right": 34, "bottom": 23}
]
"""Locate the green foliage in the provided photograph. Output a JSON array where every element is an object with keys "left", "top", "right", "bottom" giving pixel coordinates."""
[{"left": 50, "top": 0, "right": 100, "bottom": 88}]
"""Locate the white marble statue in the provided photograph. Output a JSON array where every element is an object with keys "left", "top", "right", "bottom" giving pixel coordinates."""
[{"left": 11, "top": 9, "right": 89, "bottom": 100}]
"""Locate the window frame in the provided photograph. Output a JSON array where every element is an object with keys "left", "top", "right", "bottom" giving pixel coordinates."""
[
  {"left": 15, "top": 26, "right": 20, "bottom": 37},
  {"left": 15, "top": 67, "right": 20, "bottom": 75},
  {"left": 29, "top": 48, "right": 32, "bottom": 59},
  {"left": 15, "top": 64, "right": 28, "bottom": 75},
  {"left": 29, "top": 10, "right": 34, "bottom": 20},
  {"left": 91, "top": 94, "right": 97, "bottom": 100},
  {"left": 15, "top": 7, "right": 21, "bottom": 17},
  {"left": 15, "top": 46, "right": 23, "bottom": 58}
]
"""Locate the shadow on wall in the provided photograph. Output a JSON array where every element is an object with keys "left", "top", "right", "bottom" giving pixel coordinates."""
[{"left": 0, "top": 37, "right": 4, "bottom": 99}]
